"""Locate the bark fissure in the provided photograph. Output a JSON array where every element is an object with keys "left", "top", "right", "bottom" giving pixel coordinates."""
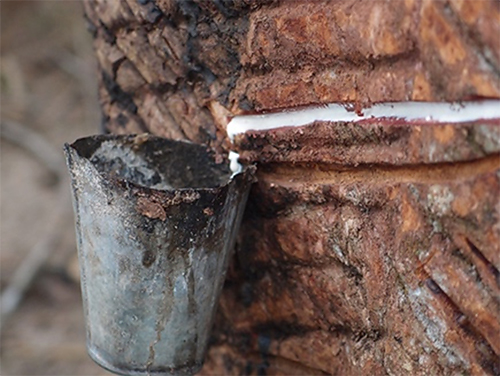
[{"left": 422, "top": 275, "right": 500, "bottom": 375}]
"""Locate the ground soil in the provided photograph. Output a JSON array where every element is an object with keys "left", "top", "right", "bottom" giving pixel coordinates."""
[{"left": 1, "top": 2, "right": 108, "bottom": 375}]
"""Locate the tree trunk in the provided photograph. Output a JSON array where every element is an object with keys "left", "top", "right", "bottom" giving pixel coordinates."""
[{"left": 82, "top": 0, "right": 500, "bottom": 374}]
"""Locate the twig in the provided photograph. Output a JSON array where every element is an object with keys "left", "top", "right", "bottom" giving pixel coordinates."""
[
  {"left": 0, "top": 186, "right": 71, "bottom": 330},
  {"left": 0, "top": 119, "right": 66, "bottom": 180},
  {"left": 0, "top": 120, "right": 72, "bottom": 329}
]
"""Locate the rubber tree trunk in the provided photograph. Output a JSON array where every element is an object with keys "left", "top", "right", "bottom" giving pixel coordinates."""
[{"left": 82, "top": 0, "right": 500, "bottom": 375}]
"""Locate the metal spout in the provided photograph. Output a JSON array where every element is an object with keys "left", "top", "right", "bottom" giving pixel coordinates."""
[{"left": 64, "top": 134, "right": 254, "bottom": 376}]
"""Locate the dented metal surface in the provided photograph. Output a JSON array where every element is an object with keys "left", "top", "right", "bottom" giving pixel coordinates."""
[{"left": 64, "top": 134, "right": 254, "bottom": 376}]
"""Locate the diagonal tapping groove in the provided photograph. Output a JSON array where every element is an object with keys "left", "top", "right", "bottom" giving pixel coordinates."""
[{"left": 256, "top": 154, "right": 500, "bottom": 187}]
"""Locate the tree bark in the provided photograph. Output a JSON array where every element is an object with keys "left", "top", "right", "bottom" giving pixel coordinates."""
[{"left": 83, "top": 0, "right": 500, "bottom": 375}]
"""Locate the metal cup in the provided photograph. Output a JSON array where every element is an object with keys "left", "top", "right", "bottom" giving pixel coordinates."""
[{"left": 64, "top": 134, "right": 254, "bottom": 375}]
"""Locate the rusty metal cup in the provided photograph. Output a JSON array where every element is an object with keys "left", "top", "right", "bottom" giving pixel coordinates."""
[{"left": 64, "top": 134, "right": 254, "bottom": 376}]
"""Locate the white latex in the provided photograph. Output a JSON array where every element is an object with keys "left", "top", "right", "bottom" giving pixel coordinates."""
[{"left": 227, "top": 101, "right": 500, "bottom": 140}]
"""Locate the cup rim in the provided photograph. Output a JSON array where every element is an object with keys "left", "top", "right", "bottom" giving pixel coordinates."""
[{"left": 64, "top": 134, "right": 255, "bottom": 194}]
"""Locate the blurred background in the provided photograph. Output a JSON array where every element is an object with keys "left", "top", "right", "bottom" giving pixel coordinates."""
[{"left": 1, "top": 1, "right": 109, "bottom": 374}]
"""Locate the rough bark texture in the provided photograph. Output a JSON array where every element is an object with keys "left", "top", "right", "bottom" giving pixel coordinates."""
[{"left": 83, "top": 0, "right": 500, "bottom": 375}]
